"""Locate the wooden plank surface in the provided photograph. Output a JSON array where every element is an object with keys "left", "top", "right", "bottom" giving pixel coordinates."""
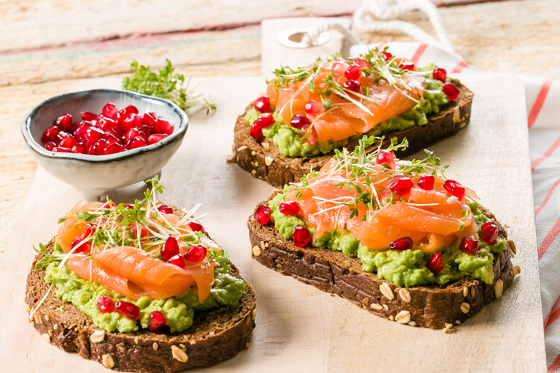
[{"left": 0, "top": 74, "right": 545, "bottom": 371}]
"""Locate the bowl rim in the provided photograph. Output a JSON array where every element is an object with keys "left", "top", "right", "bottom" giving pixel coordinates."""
[{"left": 21, "top": 88, "right": 188, "bottom": 163}]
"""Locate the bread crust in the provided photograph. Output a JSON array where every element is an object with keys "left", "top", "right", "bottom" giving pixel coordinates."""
[
  {"left": 247, "top": 195, "right": 514, "bottom": 329},
  {"left": 233, "top": 79, "right": 474, "bottom": 188},
  {"left": 25, "top": 238, "right": 256, "bottom": 373}
]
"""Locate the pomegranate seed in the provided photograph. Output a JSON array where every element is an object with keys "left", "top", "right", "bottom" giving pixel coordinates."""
[
  {"left": 460, "top": 236, "right": 479, "bottom": 255},
  {"left": 81, "top": 112, "right": 97, "bottom": 121},
  {"left": 125, "top": 128, "right": 148, "bottom": 144},
  {"left": 130, "top": 225, "right": 147, "bottom": 239},
  {"left": 254, "top": 96, "right": 271, "bottom": 113},
  {"left": 390, "top": 237, "right": 413, "bottom": 251},
  {"left": 379, "top": 189, "right": 392, "bottom": 206},
  {"left": 332, "top": 62, "right": 349, "bottom": 77},
  {"left": 279, "top": 201, "right": 300, "bottom": 216},
  {"left": 102, "top": 103, "right": 118, "bottom": 119},
  {"left": 55, "top": 130, "right": 72, "bottom": 145},
  {"left": 154, "top": 118, "right": 173, "bottom": 135},
  {"left": 255, "top": 113, "right": 275, "bottom": 129},
  {"left": 433, "top": 67, "right": 447, "bottom": 82},
  {"left": 184, "top": 244, "right": 207, "bottom": 262},
  {"left": 352, "top": 58, "right": 371, "bottom": 69},
  {"left": 188, "top": 221, "right": 204, "bottom": 232},
  {"left": 158, "top": 205, "right": 173, "bottom": 214},
  {"left": 115, "top": 300, "right": 140, "bottom": 320},
  {"left": 126, "top": 204, "right": 134, "bottom": 210},
  {"left": 104, "top": 142, "right": 125, "bottom": 155},
  {"left": 417, "top": 175, "right": 435, "bottom": 190},
  {"left": 376, "top": 150, "right": 396, "bottom": 170},
  {"left": 123, "top": 105, "right": 139, "bottom": 115},
  {"left": 89, "top": 140, "right": 106, "bottom": 155},
  {"left": 148, "top": 311, "right": 167, "bottom": 332},
  {"left": 104, "top": 134, "right": 120, "bottom": 147},
  {"left": 388, "top": 176, "right": 414, "bottom": 196},
  {"left": 74, "top": 124, "right": 90, "bottom": 141},
  {"left": 304, "top": 100, "right": 324, "bottom": 116},
  {"left": 147, "top": 134, "right": 168, "bottom": 145},
  {"left": 292, "top": 225, "right": 311, "bottom": 247},
  {"left": 167, "top": 254, "right": 186, "bottom": 268},
  {"left": 97, "top": 295, "right": 115, "bottom": 314},
  {"left": 59, "top": 136, "right": 76, "bottom": 149},
  {"left": 343, "top": 79, "right": 361, "bottom": 93},
  {"left": 84, "top": 126, "right": 105, "bottom": 143},
  {"left": 97, "top": 116, "right": 116, "bottom": 131},
  {"left": 72, "top": 142, "right": 88, "bottom": 154},
  {"left": 142, "top": 112, "right": 157, "bottom": 127},
  {"left": 161, "top": 237, "right": 180, "bottom": 261},
  {"left": 54, "top": 114, "right": 73, "bottom": 131},
  {"left": 442, "top": 83, "right": 459, "bottom": 101},
  {"left": 345, "top": 65, "right": 362, "bottom": 80},
  {"left": 254, "top": 205, "right": 271, "bottom": 225},
  {"left": 44, "top": 141, "right": 56, "bottom": 151},
  {"left": 480, "top": 221, "right": 499, "bottom": 245},
  {"left": 290, "top": 114, "right": 311, "bottom": 129},
  {"left": 381, "top": 51, "right": 393, "bottom": 61},
  {"left": 250, "top": 123, "right": 263, "bottom": 138},
  {"left": 400, "top": 62, "right": 415, "bottom": 71},
  {"left": 426, "top": 252, "right": 444, "bottom": 275},
  {"left": 71, "top": 237, "right": 91, "bottom": 253},
  {"left": 443, "top": 179, "right": 465, "bottom": 200},
  {"left": 122, "top": 114, "right": 142, "bottom": 130},
  {"left": 41, "top": 126, "right": 59, "bottom": 144},
  {"left": 53, "top": 147, "right": 72, "bottom": 153}
]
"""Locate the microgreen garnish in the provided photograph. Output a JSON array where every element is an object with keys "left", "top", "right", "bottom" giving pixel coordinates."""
[{"left": 122, "top": 59, "right": 216, "bottom": 115}]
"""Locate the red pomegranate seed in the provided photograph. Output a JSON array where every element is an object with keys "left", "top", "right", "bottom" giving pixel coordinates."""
[
  {"left": 148, "top": 134, "right": 168, "bottom": 145},
  {"left": 400, "top": 62, "right": 415, "bottom": 71},
  {"left": 104, "top": 134, "right": 120, "bottom": 147},
  {"left": 250, "top": 123, "right": 263, "bottom": 138},
  {"left": 184, "top": 244, "right": 207, "bottom": 263},
  {"left": 89, "top": 140, "right": 106, "bottom": 155},
  {"left": 433, "top": 68, "right": 447, "bottom": 82},
  {"left": 290, "top": 114, "right": 311, "bottom": 129},
  {"left": 279, "top": 201, "right": 300, "bottom": 215},
  {"left": 390, "top": 237, "right": 413, "bottom": 251},
  {"left": 292, "top": 225, "right": 311, "bottom": 247},
  {"left": 345, "top": 65, "right": 362, "bottom": 80},
  {"left": 97, "top": 295, "right": 115, "bottom": 313},
  {"left": 188, "top": 221, "right": 204, "bottom": 232},
  {"left": 381, "top": 51, "right": 393, "bottom": 61},
  {"left": 71, "top": 236, "right": 91, "bottom": 253},
  {"left": 142, "top": 112, "right": 157, "bottom": 127},
  {"left": 442, "top": 83, "right": 459, "bottom": 101},
  {"left": 41, "top": 126, "right": 59, "bottom": 144},
  {"left": 54, "top": 114, "right": 73, "bottom": 131},
  {"left": 388, "top": 176, "right": 414, "bottom": 196},
  {"left": 44, "top": 141, "right": 56, "bottom": 151},
  {"left": 255, "top": 113, "right": 275, "bottom": 129},
  {"left": 53, "top": 147, "right": 72, "bottom": 153},
  {"left": 376, "top": 150, "right": 396, "bottom": 170},
  {"left": 123, "top": 105, "right": 139, "bottom": 115},
  {"left": 480, "top": 221, "right": 499, "bottom": 245},
  {"left": 379, "top": 189, "right": 392, "bottom": 206},
  {"left": 167, "top": 254, "right": 186, "bottom": 268},
  {"left": 351, "top": 58, "right": 371, "bottom": 69},
  {"left": 158, "top": 205, "right": 173, "bottom": 214},
  {"left": 417, "top": 175, "right": 435, "bottom": 190},
  {"left": 125, "top": 128, "right": 148, "bottom": 144},
  {"left": 115, "top": 300, "right": 140, "bottom": 320},
  {"left": 59, "top": 136, "right": 76, "bottom": 149},
  {"left": 426, "top": 252, "right": 444, "bottom": 275},
  {"left": 97, "top": 116, "right": 116, "bottom": 131},
  {"left": 161, "top": 237, "right": 180, "bottom": 261},
  {"left": 460, "top": 236, "right": 479, "bottom": 255},
  {"left": 443, "top": 179, "right": 465, "bottom": 200},
  {"left": 72, "top": 142, "right": 88, "bottom": 154},
  {"left": 102, "top": 103, "right": 118, "bottom": 119},
  {"left": 254, "top": 96, "right": 271, "bottom": 113},
  {"left": 343, "top": 79, "right": 361, "bottom": 93},
  {"left": 84, "top": 126, "right": 105, "bottom": 143},
  {"left": 81, "top": 111, "right": 97, "bottom": 121},
  {"left": 103, "top": 142, "right": 125, "bottom": 155},
  {"left": 254, "top": 205, "right": 271, "bottom": 225},
  {"left": 55, "top": 130, "right": 72, "bottom": 145},
  {"left": 332, "top": 62, "right": 349, "bottom": 77},
  {"left": 154, "top": 118, "right": 173, "bottom": 135},
  {"left": 122, "top": 114, "right": 142, "bottom": 130},
  {"left": 74, "top": 124, "right": 90, "bottom": 141},
  {"left": 304, "top": 100, "right": 324, "bottom": 116},
  {"left": 148, "top": 311, "right": 167, "bottom": 332},
  {"left": 130, "top": 225, "right": 147, "bottom": 239}
]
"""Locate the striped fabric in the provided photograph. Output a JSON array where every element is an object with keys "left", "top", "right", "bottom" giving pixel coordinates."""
[{"left": 349, "top": 42, "right": 559, "bottom": 371}]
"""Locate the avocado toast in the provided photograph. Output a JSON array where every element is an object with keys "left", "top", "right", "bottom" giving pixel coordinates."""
[
  {"left": 247, "top": 136, "right": 517, "bottom": 329},
  {"left": 25, "top": 179, "right": 256, "bottom": 372},
  {"left": 233, "top": 48, "right": 474, "bottom": 188}
]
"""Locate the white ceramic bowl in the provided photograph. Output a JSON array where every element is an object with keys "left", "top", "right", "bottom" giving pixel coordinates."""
[{"left": 21, "top": 89, "right": 188, "bottom": 201}]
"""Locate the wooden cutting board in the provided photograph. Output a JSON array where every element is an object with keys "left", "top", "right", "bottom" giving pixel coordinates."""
[{"left": 0, "top": 73, "right": 546, "bottom": 372}]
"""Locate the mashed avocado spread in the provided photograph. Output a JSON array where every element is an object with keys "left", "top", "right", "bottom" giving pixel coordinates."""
[
  {"left": 246, "top": 71, "right": 449, "bottom": 158},
  {"left": 268, "top": 192, "right": 506, "bottom": 288},
  {"left": 44, "top": 246, "right": 245, "bottom": 333}
]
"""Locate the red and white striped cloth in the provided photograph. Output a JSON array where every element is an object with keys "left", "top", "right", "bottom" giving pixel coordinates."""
[{"left": 349, "top": 42, "right": 559, "bottom": 371}]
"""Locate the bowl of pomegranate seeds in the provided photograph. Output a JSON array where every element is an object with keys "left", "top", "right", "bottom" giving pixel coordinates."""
[{"left": 21, "top": 89, "right": 188, "bottom": 201}]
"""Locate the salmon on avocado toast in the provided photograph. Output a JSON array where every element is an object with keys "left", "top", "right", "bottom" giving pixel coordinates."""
[
  {"left": 248, "top": 136, "right": 516, "bottom": 329},
  {"left": 25, "top": 178, "right": 256, "bottom": 373},
  {"left": 233, "top": 47, "right": 474, "bottom": 188}
]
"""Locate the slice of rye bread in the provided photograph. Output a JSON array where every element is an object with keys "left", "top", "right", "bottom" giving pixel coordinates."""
[
  {"left": 233, "top": 79, "right": 474, "bottom": 188},
  {"left": 25, "top": 238, "right": 256, "bottom": 373},
  {"left": 247, "top": 193, "right": 516, "bottom": 329}
]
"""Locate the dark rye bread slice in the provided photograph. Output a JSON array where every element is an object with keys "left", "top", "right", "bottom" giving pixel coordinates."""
[
  {"left": 233, "top": 79, "right": 474, "bottom": 188},
  {"left": 247, "top": 194, "right": 516, "bottom": 329},
  {"left": 25, "top": 238, "right": 256, "bottom": 373}
]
